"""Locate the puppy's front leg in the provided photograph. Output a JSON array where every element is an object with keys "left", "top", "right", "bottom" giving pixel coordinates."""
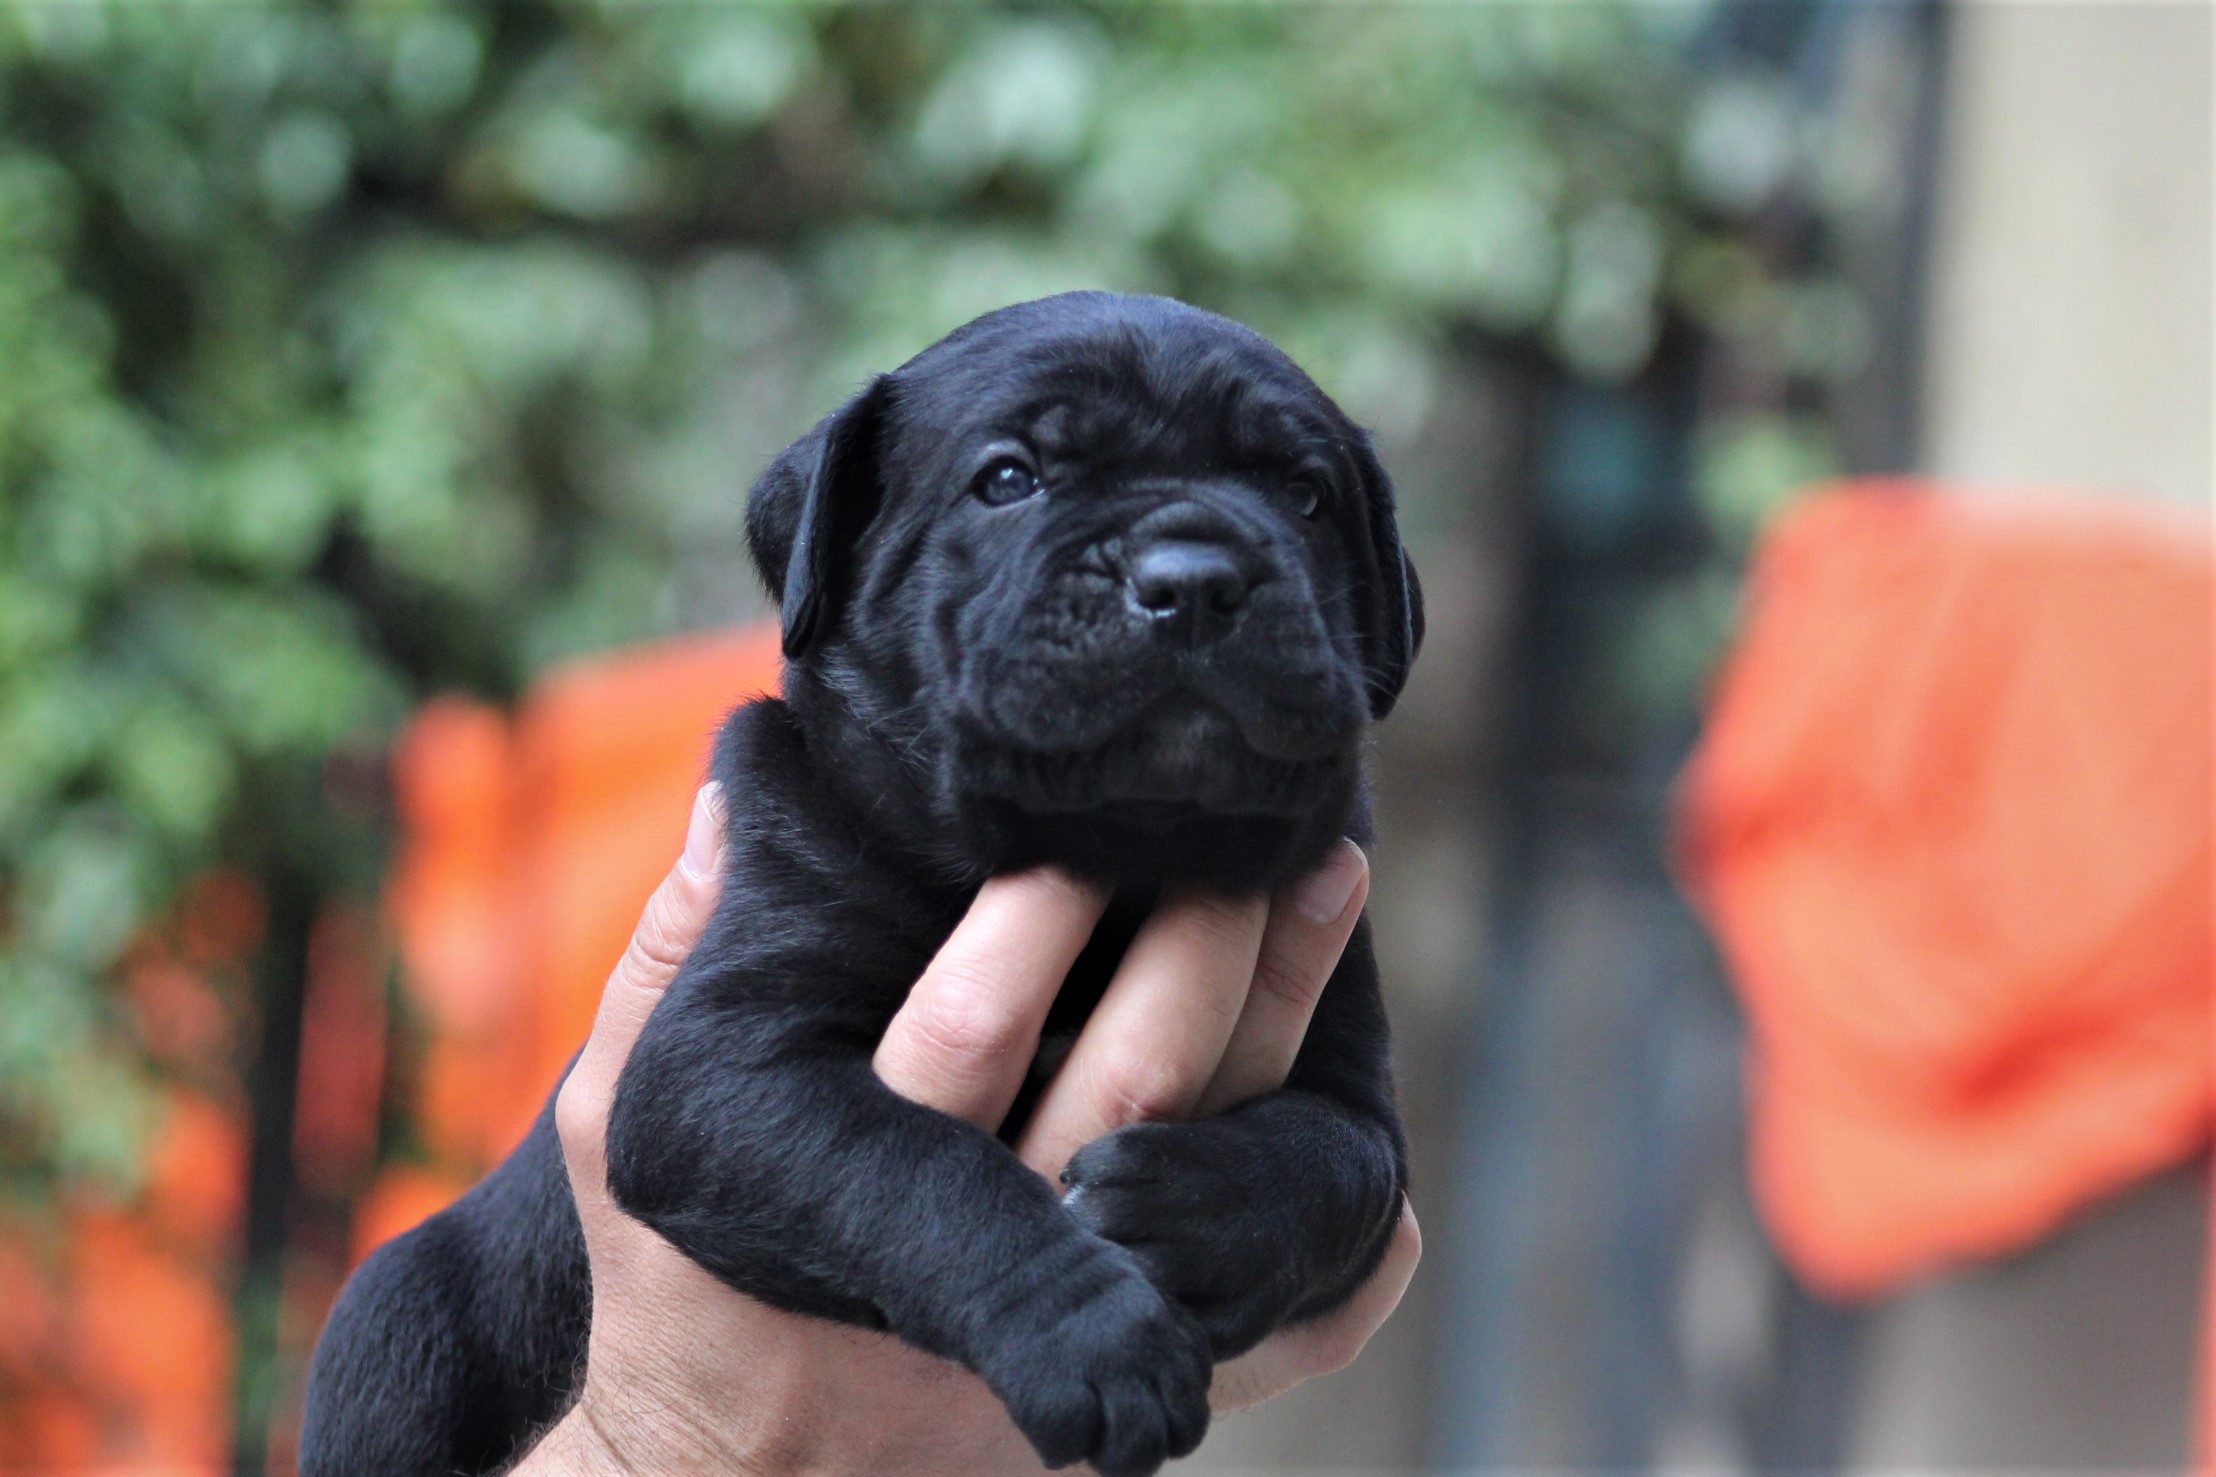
[
  {"left": 603, "top": 978, "right": 1212, "bottom": 1477},
  {"left": 1059, "top": 921, "right": 1408, "bottom": 1358}
]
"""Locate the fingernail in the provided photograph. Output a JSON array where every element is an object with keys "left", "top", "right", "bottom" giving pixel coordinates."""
[
  {"left": 680, "top": 783, "right": 726, "bottom": 882},
  {"left": 1289, "top": 839, "right": 1365, "bottom": 924}
]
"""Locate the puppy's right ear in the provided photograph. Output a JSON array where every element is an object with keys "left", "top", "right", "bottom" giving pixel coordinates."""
[
  {"left": 1348, "top": 430, "right": 1425, "bottom": 721},
  {"left": 746, "top": 376, "right": 895, "bottom": 659}
]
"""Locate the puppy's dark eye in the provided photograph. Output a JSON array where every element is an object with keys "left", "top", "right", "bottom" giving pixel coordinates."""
[
  {"left": 973, "top": 459, "right": 1042, "bottom": 507},
  {"left": 1293, "top": 479, "right": 1325, "bottom": 519}
]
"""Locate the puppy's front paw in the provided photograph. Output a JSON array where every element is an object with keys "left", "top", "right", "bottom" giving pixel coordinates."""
[
  {"left": 980, "top": 1250, "right": 1212, "bottom": 1477},
  {"left": 1061, "top": 1121, "right": 1301, "bottom": 1359}
]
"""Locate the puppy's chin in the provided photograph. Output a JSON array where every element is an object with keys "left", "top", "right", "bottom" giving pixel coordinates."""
[
  {"left": 960, "top": 694, "right": 1346, "bottom": 819},
  {"left": 947, "top": 692, "right": 1357, "bottom": 886},
  {"left": 1105, "top": 695, "right": 1257, "bottom": 803},
  {"left": 976, "top": 800, "right": 1335, "bottom": 890}
]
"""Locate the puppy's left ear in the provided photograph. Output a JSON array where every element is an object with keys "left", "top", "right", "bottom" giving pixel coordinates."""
[
  {"left": 1350, "top": 432, "right": 1425, "bottom": 720},
  {"left": 747, "top": 375, "right": 895, "bottom": 659}
]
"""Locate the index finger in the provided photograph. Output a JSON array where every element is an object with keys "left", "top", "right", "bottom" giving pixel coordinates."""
[
  {"left": 873, "top": 868, "right": 1109, "bottom": 1131},
  {"left": 1014, "top": 887, "right": 1266, "bottom": 1180}
]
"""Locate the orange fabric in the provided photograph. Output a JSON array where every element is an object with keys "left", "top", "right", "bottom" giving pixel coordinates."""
[
  {"left": 0, "top": 1102, "right": 247, "bottom": 1475},
  {"left": 1675, "top": 484, "right": 2198, "bottom": 1293},
  {"left": 65, "top": 1210, "right": 236, "bottom": 1465},
  {"left": 0, "top": 881, "right": 260, "bottom": 1475},
  {"left": 357, "top": 623, "right": 783, "bottom": 1258},
  {"left": 1677, "top": 483, "right": 2213, "bottom": 1438},
  {"left": 0, "top": 627, "right": 779, "bottom": 1473}
]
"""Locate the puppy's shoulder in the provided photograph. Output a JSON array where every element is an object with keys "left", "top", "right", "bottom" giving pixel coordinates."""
[
  {"left": 704, "top": 697, "right": 850, "bottom": 861},
  {"left": 692, "top": 696, "right": 958, "bottom": 991},
  {"left": 707, "top": 695, "right": 812, "bottom": 798},
  {"left": 704, "top": 696, "right": 941, "bottom": 903}
]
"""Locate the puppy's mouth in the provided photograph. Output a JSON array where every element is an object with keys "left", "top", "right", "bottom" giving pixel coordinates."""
[{"left": 960, "top": 692, "right": 1345, "bottom": 819}]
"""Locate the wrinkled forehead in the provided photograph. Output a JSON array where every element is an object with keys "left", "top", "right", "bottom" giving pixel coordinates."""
[{"left": 887, "top": 307, "right": 1349, "bottom": 477}]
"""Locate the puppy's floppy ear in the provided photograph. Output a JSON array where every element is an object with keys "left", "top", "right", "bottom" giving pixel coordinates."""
[
  {"left": 1349, "top": 432, "right": 1425, "bottom": 720},
  {"left": 746, "top": 376, "right": 895, "bottom": 659}
]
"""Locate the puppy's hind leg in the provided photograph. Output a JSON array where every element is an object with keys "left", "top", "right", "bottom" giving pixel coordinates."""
[
  {"left": 302, "top": 1111, "right": 591, "bottom": 1477},
  {"left": 299, "top": 1212, "right": 500, "bottom": 1477}
]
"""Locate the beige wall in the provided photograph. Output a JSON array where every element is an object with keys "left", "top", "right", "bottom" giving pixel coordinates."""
[
  {"left": 1922, "top": 0, "right": 2213, "bottom": 509},
  {"left": 1852, "top": 6, "right": 2212, "bottom": 1468}
]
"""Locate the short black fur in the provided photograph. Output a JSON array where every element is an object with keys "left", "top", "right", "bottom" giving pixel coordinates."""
[{"left": 302, "top": 292, "right": 1422, "bottom": 1477}]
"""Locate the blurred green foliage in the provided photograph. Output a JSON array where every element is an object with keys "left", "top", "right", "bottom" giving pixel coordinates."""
[{"left": 0, "top": 1, "right": 1853, "bottom": 1209}]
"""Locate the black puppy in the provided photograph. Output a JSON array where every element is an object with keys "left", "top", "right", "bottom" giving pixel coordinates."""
[{"left": 302, "top": 292, "right": 1421, "bottom": 1477}]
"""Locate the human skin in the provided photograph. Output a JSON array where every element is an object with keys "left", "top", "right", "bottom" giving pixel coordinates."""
[{"left": 513, "top": 784, "right": 1422, "bottom": 1476}]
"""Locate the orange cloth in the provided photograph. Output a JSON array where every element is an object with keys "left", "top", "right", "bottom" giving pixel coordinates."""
[
  {"left": 0, "top": 628, "right": 782, "bottom": 1474},
  {"left": 1676, "top": 484, "right": 2212, "bottom": 1444},
  {"left": 0, "top": 875, "right": 260, "bottom": 1475},
  {"left": 358, "top": 623, "right": 783, "bottom": 1260}
]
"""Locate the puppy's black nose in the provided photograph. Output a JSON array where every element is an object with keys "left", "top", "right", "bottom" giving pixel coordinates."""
[{"left": 1126, "top": 540, "right": 1250, "bottom": 646}]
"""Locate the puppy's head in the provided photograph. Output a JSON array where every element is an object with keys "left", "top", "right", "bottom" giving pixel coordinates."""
[{"left": 749, "top": 292, "right": 1422, "bottom": 886}]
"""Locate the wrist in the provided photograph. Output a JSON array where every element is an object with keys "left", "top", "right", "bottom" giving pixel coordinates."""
[
  {"left": 504, "top": 1405, "right": 628, "bottom": 1477},
  {"left": 507, "top": 1385, "right": 735, "bottom": 1477}
]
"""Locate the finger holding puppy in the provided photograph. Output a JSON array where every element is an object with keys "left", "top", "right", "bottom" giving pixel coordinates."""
[
  {"left": 873, "top": 868, "right": 1109, "bottom": 1130},
  {"left": 1195, "top": 838, "right": 1369, "bottom": 1117},
  {"left": 1015, "top": 840, "right": 1368, "bottom": 1176},
  {"left": 554, "top": 783, "right": 728, "bottom": 1205},
  {"left": 1013, "top": 887, "right": 1267, "bottom": 1180}
]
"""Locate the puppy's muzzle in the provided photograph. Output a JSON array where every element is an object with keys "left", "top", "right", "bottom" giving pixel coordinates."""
[
  {"left": 1113, "top": 500, "right": 1275, "bottom": 650},
  {"left": 1126, "top": 539, "right": 1251, "bottom": 648}
]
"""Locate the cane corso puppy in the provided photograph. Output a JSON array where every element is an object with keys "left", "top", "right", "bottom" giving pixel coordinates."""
[{"left": 302, "top": 291, "right": 1421, "bottom": 1477}]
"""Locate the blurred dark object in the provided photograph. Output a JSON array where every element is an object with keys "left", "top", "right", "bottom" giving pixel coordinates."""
[{"left": 1426, "top": 1, "right": 1949, "bottom": 1469}]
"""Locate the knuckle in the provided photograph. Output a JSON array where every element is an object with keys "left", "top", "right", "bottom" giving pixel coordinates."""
[
  {"left": 612, "top": 938, "right": 661, "bottom": 994},
  {"left": 903, "top": 962, "right": 1031, "bottom": 1064},
  {"left": 624, "top": 892, "right": 693, "bottom": 978},
  {"left": 1248, "top": 947, "right": 1327, "bottom": 1015},
  {"left": 554, "top": 1076, "right": 609, "bottom": 1160}
]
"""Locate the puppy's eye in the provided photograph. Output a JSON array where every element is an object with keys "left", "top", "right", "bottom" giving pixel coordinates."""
[
  {"left": 973, "top": 459, "right": 1042, "bottom": 507},
  {"left": 1293, "top": 479, "right": 1326, "bottom": 520}
]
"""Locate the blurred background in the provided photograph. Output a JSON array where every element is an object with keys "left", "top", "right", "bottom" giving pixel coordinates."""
[{"left": 0, "top": 1, "right": 2207, "bottom": 1472}]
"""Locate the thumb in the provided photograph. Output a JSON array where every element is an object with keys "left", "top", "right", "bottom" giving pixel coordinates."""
[{"left": 561, "top": 783, "right": 727, "bottom": 1132}]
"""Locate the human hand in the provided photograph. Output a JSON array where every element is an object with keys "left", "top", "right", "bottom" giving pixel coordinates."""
[{"left": 515, "top": 785, "right": 1420, "bottom": 1475}]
